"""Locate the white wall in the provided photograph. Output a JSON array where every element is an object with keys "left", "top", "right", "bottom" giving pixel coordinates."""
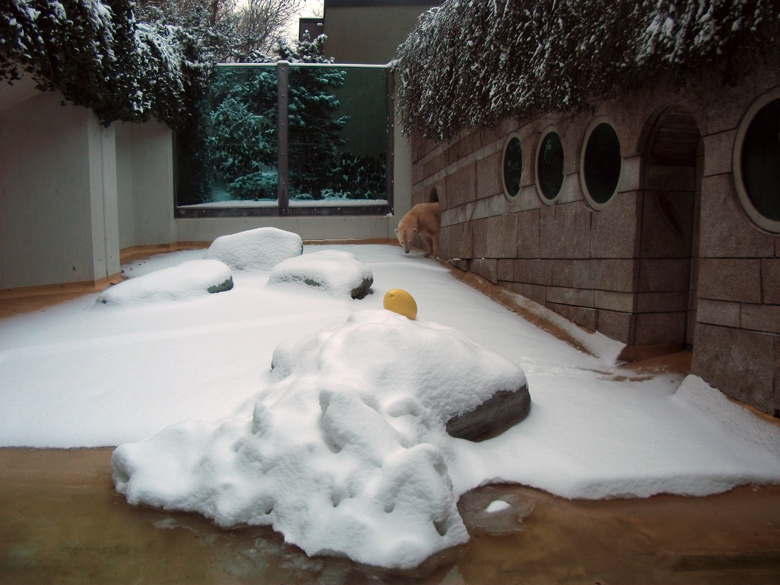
[
  {"left": 117, "top": 121, "right": 176, "bottom": 249},
  {"left": 0, "top": 90, "right": 120, "bottom": 289},
  {"left": 0, "top": 80, "right": 409, "bottom": 292}
]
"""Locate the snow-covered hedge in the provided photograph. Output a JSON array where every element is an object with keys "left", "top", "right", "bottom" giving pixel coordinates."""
[
  {"left": 395, "top": 0, "right": 779, "bottom": 141},
  {"left": 0, "top": 0, "right": 205, "bottom": 128}
]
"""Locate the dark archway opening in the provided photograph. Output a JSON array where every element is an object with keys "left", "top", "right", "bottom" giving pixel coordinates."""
[{"left": 638, "top": 107, "right": 701, "bottom": 350}]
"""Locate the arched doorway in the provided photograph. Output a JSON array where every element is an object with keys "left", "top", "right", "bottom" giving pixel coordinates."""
[{"left": 637, "top": 107, "right": 701, "bottom": 350}]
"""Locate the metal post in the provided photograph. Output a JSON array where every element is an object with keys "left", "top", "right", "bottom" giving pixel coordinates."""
[
  {"left": 386, "top": 67, "right": 395, "bottom": 213},
  {"left": 277, "top": 61, "right": 289, "bottom": 216}
]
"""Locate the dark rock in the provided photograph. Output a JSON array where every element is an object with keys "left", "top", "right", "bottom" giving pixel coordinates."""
[
  {"left": 207, "top": 277, "right": 234, "bottom": 294},
  {"left": 446, "top": 385, "right": 531, "bottom": 441}
]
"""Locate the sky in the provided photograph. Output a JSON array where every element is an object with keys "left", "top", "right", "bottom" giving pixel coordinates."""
[{"left": 2, "top": 235, "right": 779, "bottom": 569}]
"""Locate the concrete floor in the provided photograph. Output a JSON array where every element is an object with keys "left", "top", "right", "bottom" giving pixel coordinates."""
[
  {"left": 2, "top": 254, "right": 780, "bottom": 584},
  {"left": 1, "top": 448, "right": 780, "bottom": 584}
]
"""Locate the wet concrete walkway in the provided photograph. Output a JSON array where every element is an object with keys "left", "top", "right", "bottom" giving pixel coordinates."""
[{"left": 2, "top": 447, "right": 780, "bottom": 584}]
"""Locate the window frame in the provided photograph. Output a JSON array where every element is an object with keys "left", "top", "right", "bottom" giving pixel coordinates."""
[
  {"left": 732, "top": 87, "right": 780, "bottom": 234},
  {"left": 579, "top": 117, "right": 622, "bottom": 211},
  {"left": 535, "top": 125, "right": 564, "bottom": 205},
  {"left": 501, "top": 132, "right": 524, "bottom": 201}
]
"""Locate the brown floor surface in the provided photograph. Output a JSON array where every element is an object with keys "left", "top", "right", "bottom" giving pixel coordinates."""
[
  {"left": 2, "top": 248, "right": 780, "bottom": 583},
  {"left": 1, "top": 448, "right": 779, "bottom": 584}
]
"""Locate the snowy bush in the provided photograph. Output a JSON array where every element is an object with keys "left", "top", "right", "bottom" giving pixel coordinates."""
[
  {"left": 0, "top": 0, "right": 206, "bottom": 128},
  {"left": 395, "top": 0, "right": 779, "bottom": 141}
]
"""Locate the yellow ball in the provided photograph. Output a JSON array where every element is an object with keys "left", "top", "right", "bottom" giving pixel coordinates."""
[{"left": 383, "top": 289, "right": 417, "bottom": 320}]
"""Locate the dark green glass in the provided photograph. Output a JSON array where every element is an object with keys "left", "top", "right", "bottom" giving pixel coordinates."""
[
  {"left": 538, "top": 132, "right": 563, "bottom": 200},
  {"left": 741, "top": 98, "right": 780, "bottom": 222},
  {"left": 584, "top": 123, "right": 621, "bottom": 205},
  {"left": 503, "top": 137, "right": 523, "bottom": 198}
]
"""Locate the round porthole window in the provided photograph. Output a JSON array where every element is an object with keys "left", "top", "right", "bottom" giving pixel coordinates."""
[
  {"left": 502, "top": 134, "right": 523, "bottom": 200},
  {"left": 536, "top": 127, "right": 564, "bottom": 204},
  {"left": 734, "top": 90, "right": 780, "bottom": 233},
  {"left": 581, "top": 120, "right": 622, "bottom": 209}
]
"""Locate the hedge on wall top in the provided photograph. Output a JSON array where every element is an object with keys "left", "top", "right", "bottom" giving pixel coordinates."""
[
  {"left": 395, "top": 0, "right": 780, "bottom": 142},
  {"left": 0, "top": 0, "right": 206, "bottom": 129}
]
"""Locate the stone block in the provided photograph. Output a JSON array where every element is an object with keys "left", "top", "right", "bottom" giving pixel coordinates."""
[
  {"left": 516, "top": 209, "right": 541, "bottom": 258},
  {"left": 638, "top": 259, "right": 691, "bottom": 293},
  {"left": 505, "top": 282, "right": 547, "bottom": 305},
  {"left": 547, "top": 302, "right": 597, "bottom": 331},
  {"left": 692, "top": 323, "right": 775, "bottom": 414},
  {"left": 597, "top": 310, "right": 635, "bottom": 345},
  {"left": 599, "top": 259, "right": 638, "bottom": 292},
  {"left": 634, "top": 312, "right": 687, "bottom": 346},
  {"left": 617, "top": 155, "right": 641, "bottom": 193},
  {"left": 595, "top": 290, "right": 635, "bottom": 313},
  {"left": 540, "top": 202, "right": 591, "bottom": 259},
  {"left": 471, "top": 258, "right": 498, "bottom": 284},
  {"left": 470, "top": 194, "right": 509, "bottom": 221},
  {"left": 513, "top": 259, "right": 551, "bottom": 286},
  {"left": 644, "top": 165, "right": 696, "bottom": 191},
  {"left": 699, "top": 174, "right": 774, "bottom": 258},
  {"left": 702, "top": 130, "right": 736, "bottom": 177},
  {"left": 477, "top": 151, "right": 502, "bottom": 199},
  {"left": 696, "top": 299, "right": 741, "bottom": 327},
  {"left": 639, "top": 190, "right": 695, "bottom": 259},
  {"left": 440, "top": 223, "right": 473, "bottom": 260},
  {"left": 698, "top": 258, "right": 761, "bottom": 303},
  {"left": 497, "top": 259, "right": 513, "bottom": 282},
  {"left": 741, "top": 304, "right": 780, "bottom": 335},
  {"left": 471, "top": 215, "right": 517, "bottom": 259},
  {"left": 762, "top": 259, "right": 780, "bottom": 305},
  {"left": 546, "top": 286, "right": 594, "bottom": 307},
  {"left": 590, "top": 192, "right": 640, "bottom": 259},
  {"left": 446, "top": 163, "right": 477, "bottom": 208},
  {"left": 636, "top": 291, "right": 688, "bottom": 313},
  {"left": 464, "top": 130, "right": 483, "bottom": 158},
  {"left": 479, "top": 125, "right": 502, "bottom": 149},
  {"left": 423, "top": 152, "right": 446, "bottom": 180}
]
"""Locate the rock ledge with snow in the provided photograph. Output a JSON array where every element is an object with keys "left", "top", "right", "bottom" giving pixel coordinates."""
[
  {"left": 97, "top": 260, "right": 233, "bottom": 305},
  {"left": 112, "top": 310, "right": 529, "bottom": 570},
  {"left": 205, "top": 227, "right": 303, "bottom": 272},
  {"left": 268, "top": 249, "right": 374, "bottom": 299}
]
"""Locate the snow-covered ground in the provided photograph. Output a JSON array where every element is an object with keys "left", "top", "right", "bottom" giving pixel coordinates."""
[{"left": 2, "top": 236, "right": 779, "bottom": 569}]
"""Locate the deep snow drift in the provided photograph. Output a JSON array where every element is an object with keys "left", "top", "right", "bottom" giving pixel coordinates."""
[{"left": 1, "top": 236, "right": 780, "bottom": 570}]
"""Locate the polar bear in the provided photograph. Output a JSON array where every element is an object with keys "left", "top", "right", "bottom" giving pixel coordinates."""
[{"left": 395, "top": 202, "right": 441, "bottom": 258}]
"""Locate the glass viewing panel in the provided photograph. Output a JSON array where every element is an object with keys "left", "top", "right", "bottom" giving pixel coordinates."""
[
  {"left": 740, "top": 97, "right": 780, "bottom": 224},
  {"left": 176, "top": 66, "right": 280, "bottom": 209},
  {"left": 288, "top": 66, "right": 388, "bottom": 206},
  {"left": 537, "top": 131, "right": 564, "bottom": 201},
  {"left": 583, "top": 123, "right": 621, "bottom": 206},
  {"left": 503, "top": 136, "right": 523, "bottom": 199},
  {"left": 175, "top": 64, "right": 390, "bottom": 215}
]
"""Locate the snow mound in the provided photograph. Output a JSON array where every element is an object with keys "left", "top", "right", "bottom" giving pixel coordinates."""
[
  {"left": 204, "top": 227, "right": 303, "bottom": 272},
  {"left": 97, "top": 260, "right": 233, "bottom": 305},
  {"left": 112, "top": 310, "right": 528, "bottom": 569},
  {"left": 267, "top": 249, "right": 374, "bottom": 299}
]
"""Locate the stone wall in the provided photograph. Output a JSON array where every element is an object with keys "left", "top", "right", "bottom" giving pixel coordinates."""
[{"left": 410, "top": 70, "right": 780, "bottom": 415}]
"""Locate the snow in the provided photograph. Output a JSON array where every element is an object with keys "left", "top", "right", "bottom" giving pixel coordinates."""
[
  {"left": 485, "top": 500, "right": 511, "bottom": 514},
  {"left": 97, "top": 259, "right": 232, "bottom": 305},
  {"left": 268, "top": 249, "right": 373, "bottom": 298},
  {"left": 1, "top": 238, "right": 780, "bottom": 570},
  {"left": 204, "top": 226, "right": 303, "bottom": 271}
]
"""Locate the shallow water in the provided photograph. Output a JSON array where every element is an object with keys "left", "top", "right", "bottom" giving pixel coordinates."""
[{"left": 2, "top": 448, "right": 780, "bottom": 584}]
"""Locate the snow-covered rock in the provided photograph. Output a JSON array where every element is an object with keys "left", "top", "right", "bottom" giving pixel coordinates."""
[
  {"left": 112, "top": 309, "right": 528, "bottom": 570},
  {"left": 97, "top": 260, "right": 233, "bottom": 305},
  {"left": 267, "top": 249, "right": 374, "bottom": 299},
  {"left": 204, "top": 227, "right": 303, "bottom": 272}
]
